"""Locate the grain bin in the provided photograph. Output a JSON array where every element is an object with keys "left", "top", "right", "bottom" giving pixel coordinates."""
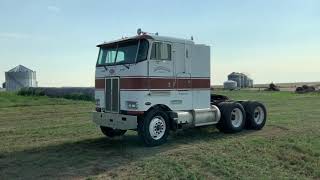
[
  {"left": 247, "top": 78, "right": 253, "bottom": 88},
  {"left": 224, "top": 80, "right": 238, "bottom": 90},
  {"left": 228, "top": 72, "right": 243, "bottom": 88},
  {"left": 227, "top": 72, "right": 253, "bottom": 88},
  {"left": 5, "top": 65, "right": 37, "bottom": 91}
]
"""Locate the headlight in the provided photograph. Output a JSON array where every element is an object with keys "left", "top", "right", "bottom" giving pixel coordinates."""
[{"left": 127, "top": 101, "right": 138, "bottom": 109}]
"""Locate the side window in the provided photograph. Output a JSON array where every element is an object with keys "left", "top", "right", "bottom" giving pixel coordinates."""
[
  {"left": 161, "top": 43, "right": 171, "bottom": 60},
  {"left": 150, "top": 43, "right": 159, "bottom": 60},
  {"left": 151, "top": 42, "right": 171, "bottom": 60}
]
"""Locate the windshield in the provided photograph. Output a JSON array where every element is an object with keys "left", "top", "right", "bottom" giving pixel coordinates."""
[{"left": 97, "top": 39, "right": 149, "bottom": 66}]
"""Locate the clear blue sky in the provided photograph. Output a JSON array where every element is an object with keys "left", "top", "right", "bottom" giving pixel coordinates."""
[{"left": 0, "top": 0, "right": 319, "bottom": 87}]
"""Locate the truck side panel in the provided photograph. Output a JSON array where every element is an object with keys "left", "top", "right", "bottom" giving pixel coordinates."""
[{"left": 191, "top": 45, "right": 211, "bottom": 109}]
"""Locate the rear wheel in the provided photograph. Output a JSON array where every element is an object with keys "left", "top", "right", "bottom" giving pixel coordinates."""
[
  {"left": 217, "top": 102, "right": 246, "bottom": 133},
  {"left": 138, "top": 108, "right": 170, "bottom": 146},
  {"left": 100, "top": 126, "right": 126, "bottom": 138},
  {"left": 243, "top": 101, "right": 267, "bottom": 130}
]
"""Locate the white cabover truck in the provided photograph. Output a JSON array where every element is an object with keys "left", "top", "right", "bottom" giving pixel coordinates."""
[{"left": 93, "top": 30, "right": 267, "bottom": 146}]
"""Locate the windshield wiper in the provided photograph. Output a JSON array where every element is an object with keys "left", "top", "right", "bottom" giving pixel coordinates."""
[
  {"left": 102, "top": 65, "right": 108, "bottom": 71},
  {"left": 122, "top": 64, "right": 130, "bottom": 69}
]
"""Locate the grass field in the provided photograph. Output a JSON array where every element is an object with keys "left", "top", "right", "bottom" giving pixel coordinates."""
[{"left": 0, "top": 91, "right": 320, "bottom": 179}]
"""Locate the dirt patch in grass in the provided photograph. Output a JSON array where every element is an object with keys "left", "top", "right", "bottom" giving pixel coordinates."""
[{"left": 253, "top": 124, "right": 289, "bottom": 137}]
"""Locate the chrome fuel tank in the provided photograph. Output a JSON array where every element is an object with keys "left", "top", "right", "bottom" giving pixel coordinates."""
[{"left": 173, "top": 105, "right": 221, "bottom": 127}]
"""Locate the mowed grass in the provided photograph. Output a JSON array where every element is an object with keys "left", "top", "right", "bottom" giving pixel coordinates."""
[{"left": 0, "top": 91, "right": 319, "bottom": 179}]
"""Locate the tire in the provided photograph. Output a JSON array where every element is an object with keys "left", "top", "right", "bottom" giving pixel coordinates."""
[
  {"left": 100, "top": 126, "right": 126, "bottom": 138},
  {"left": 138, "top": 108, "right": 170, "bottom": 146},
  {"left": 217, "top": 102, "right": 246, "bottom": 133},
  {"left": 239, "top": 100, "right": 251, "bottom": 109},
  {"left": 243, "top": 101, "right": 267, "bottom": 130}
]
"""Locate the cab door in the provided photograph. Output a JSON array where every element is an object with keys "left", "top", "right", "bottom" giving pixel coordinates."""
[
  {"left": 173, "top": 43, "right": 192, "bottom": 110},
  {"left": 148, "top": 41, "right": 174, "bottom": 90}
]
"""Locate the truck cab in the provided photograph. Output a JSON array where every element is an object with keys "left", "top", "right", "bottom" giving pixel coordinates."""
[{"left": 93, "top": 30, "right": 267, "bottom": 146}]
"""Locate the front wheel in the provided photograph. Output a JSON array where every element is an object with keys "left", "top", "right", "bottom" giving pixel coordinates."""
[
  {"left": 138, "top": 108, "right": 170, "bottom": 146},
  {"left": 100, "top": 126, "right": 126, "bottom": 138}
]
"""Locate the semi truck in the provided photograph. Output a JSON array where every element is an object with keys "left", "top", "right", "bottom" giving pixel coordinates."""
[{"left": 93, "top": 29, "right": 267, "bottom": 146}]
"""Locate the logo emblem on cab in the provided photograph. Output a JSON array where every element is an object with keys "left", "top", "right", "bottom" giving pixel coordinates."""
[{"left": 109, "top": 69, "right": 115, "bottom": 74}]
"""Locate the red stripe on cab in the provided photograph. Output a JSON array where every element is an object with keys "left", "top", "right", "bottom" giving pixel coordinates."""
[{"left": 95, "top": 77, "right": 210, "bottom": 90}]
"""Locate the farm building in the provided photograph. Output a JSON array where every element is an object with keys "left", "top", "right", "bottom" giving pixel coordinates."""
[
  {"left": 5, "top": 65, "right": 37, "bottom": 92},
  {"left": 227, "top": 72, "right": 253, "bottom": 88},
  {"left": 223, "top": 80, "right": 238, "bottom": 90}
]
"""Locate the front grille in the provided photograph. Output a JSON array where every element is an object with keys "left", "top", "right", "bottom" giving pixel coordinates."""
[{"left": 105, "top": 77, "right": 119, "bottom": 113}]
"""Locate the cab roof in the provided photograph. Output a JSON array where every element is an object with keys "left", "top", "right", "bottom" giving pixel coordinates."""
[{"left": 97, "top": 34, "right": 194, "bottom": 47}]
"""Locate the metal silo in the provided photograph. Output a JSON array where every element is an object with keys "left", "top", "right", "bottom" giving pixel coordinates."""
[
  {"left": 246, "top": 78, "right": 253, "bottom": 88},
  {"left": 241, "top": 73, "right": 247, "bottom": 88},
  {"left": 228, "top": 72, "right": 254, "bottom": 88},
  {"left": 5, "top": 65, "right": 37, "bottom": 91},
  {"left": 228, "top": 72, "right": 242, "bottom": 88},
  {"left": 224, "top": 80, "right": 238, "bottom": 90}
]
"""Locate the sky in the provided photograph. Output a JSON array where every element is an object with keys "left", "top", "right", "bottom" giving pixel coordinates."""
[{"left": 0, "top": 0, "right": 319, "bottom": 87}]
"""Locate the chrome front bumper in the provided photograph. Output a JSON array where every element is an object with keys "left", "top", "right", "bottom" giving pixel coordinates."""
[{"left": 92, "top": 112, "right": 138, "bottom": 130}]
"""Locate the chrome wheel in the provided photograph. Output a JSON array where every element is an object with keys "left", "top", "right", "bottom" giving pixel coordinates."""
[
  {"left": 231, "top": 108, "right": 244, "bottom": 128},
  {"left": 149, "top": 116, "right": 166, "bottom": 140},
  {"left": 254, "top": 106, "right": 265, "bottom": 125}
]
